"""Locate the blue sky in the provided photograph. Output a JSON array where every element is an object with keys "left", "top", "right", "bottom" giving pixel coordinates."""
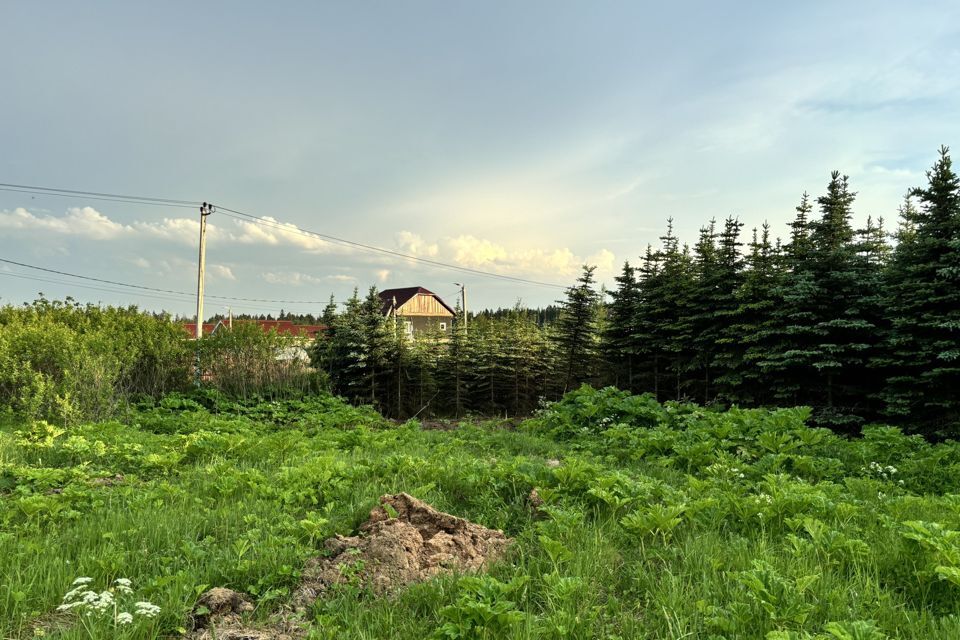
[{"left": 2, "top": 2, "right": 959, "bottom": 315}]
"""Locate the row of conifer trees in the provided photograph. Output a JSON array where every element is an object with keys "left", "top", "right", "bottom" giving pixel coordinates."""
[{"left": 311, "top": 147, "right": 959, "bottom": 437}]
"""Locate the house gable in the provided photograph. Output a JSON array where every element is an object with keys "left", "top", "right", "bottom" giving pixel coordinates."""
[{"left": 379, "top": 287, "right": 455, "bottom": 318}]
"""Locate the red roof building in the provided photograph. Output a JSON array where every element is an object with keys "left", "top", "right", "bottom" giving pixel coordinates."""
[{"left": 182, "top": 319, "right": 326, "bottom": 339}]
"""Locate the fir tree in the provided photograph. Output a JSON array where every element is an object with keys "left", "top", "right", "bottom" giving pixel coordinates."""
[
  {"left": 760, "top": 194, "right": 828, "bottom": 408},
  {"left": 692, "top": 216, "right": 744, "bottom": 403},
  {"left": 882, "top": 147, "right": 960, "bottom": 435},
  {"left": 603, "top": 261, "right": 642, "bottom": 391},
  {"left": 647, "top": 221, "right": 697, "bottom": 400},
  {"left": 553, "top": 265, "right": 601, "bottom": 392},
  {"left": 717, "top": 223, "right": 781, "bottom": 404}
]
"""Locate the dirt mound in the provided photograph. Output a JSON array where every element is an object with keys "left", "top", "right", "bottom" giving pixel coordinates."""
[
  {"left": 191, "top": 588, "right": 254, "bottom": 630},
  {"left": 189, "top": 588, "right": 302, "bottom": 640},
  {"left": 187, "top": 587, "right": 304, "bottom": 640},
  {"left": 295, "top": 493, "right": 511, "bottom": 603}
]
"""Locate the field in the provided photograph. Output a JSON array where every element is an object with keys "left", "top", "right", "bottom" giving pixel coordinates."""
[{"left": 4, "top": 386, "right": 960, "bottom": 639}]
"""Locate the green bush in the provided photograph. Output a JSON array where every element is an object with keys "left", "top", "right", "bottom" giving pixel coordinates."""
[{"left": 0, "top": 298, "right": 190, "bottom": 423}]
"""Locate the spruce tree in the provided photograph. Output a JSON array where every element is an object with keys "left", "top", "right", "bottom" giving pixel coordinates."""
[
  {"left": 883, "top": 147, "right": 960, "bottom": 435},
  {"left": 807, "top": 172, "right": 879, "bottom": 428},
  {"left": 554, "top": 265, "right": 601, "bottom": 392},
  {"left": 646, "top": 221, "right": 697, "bottom": 400},
  {"left": 633, "top": 245, "right": 663, "bottom": 397},
  {"left": 717, "top": 223, "right": 781, "bottom": 405},
  {"left": 438, "top": 300, "right": 469, "bottom": 416},
  {"left": 603, "top": 261, "right": 642, "bottom": 391},
  {"left": 761, "top": 194, "right": 827, "bottom": 408},
  {"left": 692, "top": 216, "right": 744, "bottom": 403}
]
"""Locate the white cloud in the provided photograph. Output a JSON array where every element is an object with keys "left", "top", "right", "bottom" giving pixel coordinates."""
[
  {"left": 395, "top": 231, "right": 439, "bottom": 257},
  {"left": 262, "top": 271, "right": 330, "bottom": 286},
  {"left": 0, "top": 206, "right": 132, "bottom": 239},
  {"left": 426, "top": 234, "right": 615, "bottom": 280},
  {"left": 134, "top": 217, "right": 199, "bottom": 246},
  {"left": 0, "top": 206, "right": 615, "bottom": 293},
  {"left": 209, "top": 264, "right": 236, "bottom": 281},
  {"left": 446, "top": 235, "right": 509, "bottom": 267},
  {"left": 230, "top": 217, "right": 332, "bottom": 253}
]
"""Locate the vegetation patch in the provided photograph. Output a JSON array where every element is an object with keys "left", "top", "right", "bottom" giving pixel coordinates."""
[{"left": 296, "top": 493, "right": 511, "bottom": 601}]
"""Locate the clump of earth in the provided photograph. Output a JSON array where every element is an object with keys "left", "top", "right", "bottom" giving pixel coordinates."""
[
  {"left": 189, "top": 587, "right": 302, "bottom": 640},
  {"left": 295, "top": 493, "right": 512, "bottom": 604},
  {"left": 187, "top": 494, "right": 510, "bottom": 637}
]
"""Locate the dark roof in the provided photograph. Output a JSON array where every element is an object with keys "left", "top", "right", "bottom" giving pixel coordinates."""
[{"left": 379, "top": 286, "right": 456, "bottom": 316}]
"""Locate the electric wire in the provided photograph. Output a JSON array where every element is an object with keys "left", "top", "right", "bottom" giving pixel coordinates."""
[
  {"left": 216, "top": 207, "right": 568, "bottom": 289},
  {"left": 0, "top": 181, "right": 570, "bottom": 289},
  {"left": 0, "top": 258, "right": 331, "bottom": 305},
  {"left": 0, "top": 271, "right": 293, "bottom": 314},
  {"left": 0, "top": 182, "right": 200, "bottom": 205},
  {"left": 0, "top": 187, "right": 198, "bottom": 209}
]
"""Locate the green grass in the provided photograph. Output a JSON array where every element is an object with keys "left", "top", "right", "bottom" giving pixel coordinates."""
[{"left": 3, "top": 388, "right": 960, "bottom": 639}]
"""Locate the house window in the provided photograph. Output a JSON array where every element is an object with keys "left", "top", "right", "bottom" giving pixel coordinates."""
[
  {"left": 404, "top": 321, "right": 413, "bottom": 336},
  {"left": 439, "top": 322, "right": 447, "bottom": 331}
]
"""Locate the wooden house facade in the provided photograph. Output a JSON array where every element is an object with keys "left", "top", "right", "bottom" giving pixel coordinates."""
[{"left": 379, "top": 287, "right": 455, "bottom": 337}]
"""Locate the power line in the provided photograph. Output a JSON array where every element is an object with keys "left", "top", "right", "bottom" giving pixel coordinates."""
[
  {"left": 0, "top": 270, "right": 290, "bottom": 314},
  {"left": 0, "top": 182, "right": 200, "bottom": 205},
  {"left": 0, "top": 258, "right": 330, "bottom": 305},
  {"left": 0, "top": 187, "right": 197, "bottom": 209},
  {"left": 0, "top": 181, "right": 570, "bottom": 289},
  {"left": 216, "top": 207, "right": 568, "bottom": 289}
]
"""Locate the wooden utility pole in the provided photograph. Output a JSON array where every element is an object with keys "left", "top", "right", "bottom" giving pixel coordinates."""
[
  {"left": 194, "top": 202, "right": 214, "bottom": 387},
  {"left": 195, "top": 202, "right": 214, "bottom": 339},
  {"left": 454, "top": 282, "right": 467, "bottom": 333}
]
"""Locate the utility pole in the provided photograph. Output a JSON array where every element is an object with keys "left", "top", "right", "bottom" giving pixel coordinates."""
[
  {"left": 195, "top": 202, "right": 214, "bottom": 339},
  {"left": 194, "top": 202, "right": 214, "bottom": 387},
  {"left": 454, "top": 282, "right": 467, "bottom": 334}
]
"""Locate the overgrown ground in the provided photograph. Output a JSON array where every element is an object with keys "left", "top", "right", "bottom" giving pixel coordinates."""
[{"left": 4, "top": 387, "right": 960, "bottom": 639}]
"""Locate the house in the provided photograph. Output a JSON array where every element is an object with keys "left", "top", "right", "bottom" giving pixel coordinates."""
[
  {"left": 181, "top": 319, "right": 326, "bottom": 341},
  {"left": 379, "top": 287, "right": 455, "bottom": 337},
  {"left": 181, "top": 322, "right": 219, "bottom": 338}
]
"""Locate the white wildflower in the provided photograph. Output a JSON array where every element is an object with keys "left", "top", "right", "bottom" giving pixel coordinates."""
[
  {"left": 134, "top": 601, "right": 161, "bottom": 618},
  {"left": 116, "top": 612, "right": 134, "bottom": 625},
  {"left": 72, "top": 577, "right": 93, "bottom": 586}
]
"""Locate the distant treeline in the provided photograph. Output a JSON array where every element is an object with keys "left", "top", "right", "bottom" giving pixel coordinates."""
[
  {"left": 475, "top": 305, "right": 563, "bottom": 326},
  {"left": 3, "top": 147, "right": 957, "bottom": 437},
  {"left": 316, "top": 147, "right": 960, "bottom": 437},
  {"left": 180, "top": 311, "right": 325, "bottom": 325}
]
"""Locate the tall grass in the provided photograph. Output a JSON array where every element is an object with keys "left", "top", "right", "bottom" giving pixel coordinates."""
[{"left": 2, "top": 389, "right": 960, "bottom": 638}]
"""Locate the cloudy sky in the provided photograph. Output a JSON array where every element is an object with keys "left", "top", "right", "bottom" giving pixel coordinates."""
[{"left": 2, "top": 2, "right": 959, "bottom": 316}]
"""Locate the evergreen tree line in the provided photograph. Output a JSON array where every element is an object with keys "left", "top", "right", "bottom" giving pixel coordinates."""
[
  {"left": 602, "top": 147, "right": 960, "bottom": 437},
  {"left": 310, "top": 289, "right": 564, "bottom": 417},
  {"left": 311, "top": 147, "right": 959, "bottom": 437}
]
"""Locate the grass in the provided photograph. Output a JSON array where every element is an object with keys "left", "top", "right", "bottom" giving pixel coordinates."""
[{"left": 2, "top": 387, "right": 960, "bottom": 639}]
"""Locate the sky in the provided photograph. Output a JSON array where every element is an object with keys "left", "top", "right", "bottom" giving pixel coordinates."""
[{"left": 1, "top": 1, "right": 959, "bottom": 316}]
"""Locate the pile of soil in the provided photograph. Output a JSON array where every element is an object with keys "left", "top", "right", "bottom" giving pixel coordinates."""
[
  {"left": 187, "top": 495, "right": 510, "bottom": 636},
  {"left": 189, "top": 588, "right": 301, "bottom": 640},
  {"left": 295, "top": 493, "right": 512, "bottom": 603}
]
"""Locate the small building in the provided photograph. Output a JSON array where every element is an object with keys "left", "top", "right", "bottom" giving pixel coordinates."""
[
  {"left": 181, "top": 319, "right": 326, "bottom": 340},
  {"left": 379, "top": 287, "right": 455, "bottom": 337}
]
